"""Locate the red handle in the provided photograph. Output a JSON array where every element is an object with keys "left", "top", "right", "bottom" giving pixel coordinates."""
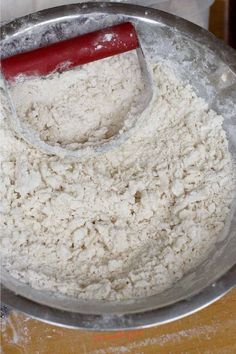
[{"left": 1, "top": 22, "right": 139, "bottom": 81}]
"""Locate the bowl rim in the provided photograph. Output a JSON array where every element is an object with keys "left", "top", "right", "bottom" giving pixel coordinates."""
[
  {"left": 2, "top": 264, "right": 236, "bottom": 330},
  {"left": 1, "top": 1, "right": 236, "bottom": 330}
]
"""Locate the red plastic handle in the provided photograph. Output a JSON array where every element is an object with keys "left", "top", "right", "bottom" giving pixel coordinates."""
[{"left": 1, "top": 22, "right": 139, "bottom": 81}]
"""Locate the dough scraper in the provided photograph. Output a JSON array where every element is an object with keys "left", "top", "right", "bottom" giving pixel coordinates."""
[{"left": 1, "top": 22, "right": 153, "bottom": 159}]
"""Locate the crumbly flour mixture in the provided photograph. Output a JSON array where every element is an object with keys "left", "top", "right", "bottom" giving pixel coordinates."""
[
  {"left": 0, "top": 51, "right": 235, "bottom": 300},
  {"left": 10, "top": 53, "right": 144, "bottom": 148}
]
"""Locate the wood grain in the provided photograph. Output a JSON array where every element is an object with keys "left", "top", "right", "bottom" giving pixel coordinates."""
[
  {"left": 209, "top": 0, "right": 230, "bottom": 42},
  {"left": 1, "top": 289, "right": 236, "bottom": 354},
  {"left": 209, "top": 0, "right": 236, "bottom": 48}
]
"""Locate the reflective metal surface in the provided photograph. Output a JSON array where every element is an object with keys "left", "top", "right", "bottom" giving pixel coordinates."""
[
  {"left": 1, "top": 41, "right": 153, "bottom": 161},
  {"left": 1, "top": 2, "right": 236, "bottom": 330}
]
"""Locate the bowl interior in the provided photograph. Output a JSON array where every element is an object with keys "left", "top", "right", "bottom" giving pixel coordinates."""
[{"left": 1, "top": 2, "right": 236, "bottom": 318}]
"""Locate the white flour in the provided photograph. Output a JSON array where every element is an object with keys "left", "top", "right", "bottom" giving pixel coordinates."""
[
  {"left": 0, "top": 52, "right": 235, "bottom": 300},
  {"left": 9, "top": 52, "right": 144, "bottom": 148}
]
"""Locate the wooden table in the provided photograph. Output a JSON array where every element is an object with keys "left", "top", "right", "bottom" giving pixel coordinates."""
[{"left": 1, "top": 289, "right": 236, "bottom": 354}]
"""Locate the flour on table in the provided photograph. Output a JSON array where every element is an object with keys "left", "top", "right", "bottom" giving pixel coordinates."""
[{"left": 0, "top": 52, "right": 235, "bottom": 300}]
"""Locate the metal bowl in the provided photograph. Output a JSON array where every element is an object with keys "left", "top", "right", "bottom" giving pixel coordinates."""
[{"left": 1, "top": 2, "right": 236, "bottom": 331}]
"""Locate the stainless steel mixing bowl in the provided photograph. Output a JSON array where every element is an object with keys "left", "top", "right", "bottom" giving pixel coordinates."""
[{"left": 1, "top": 2, "right": 236, "bottom": 331}]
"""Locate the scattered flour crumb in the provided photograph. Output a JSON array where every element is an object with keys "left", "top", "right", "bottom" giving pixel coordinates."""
[
  {"left": 0, "top": 52, "right": 235, "bottom": 301},
  {"left": 103, "top": 33, "right": 114, "bottom": 41}
]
